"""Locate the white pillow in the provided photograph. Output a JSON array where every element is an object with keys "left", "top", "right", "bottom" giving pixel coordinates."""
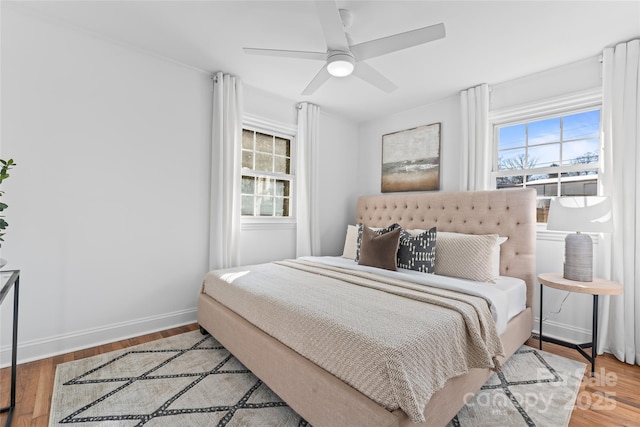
[
  {"left": 341, "top": 224, "right": 358, "bottom": 259},
  {"left": 404, "top": 228, "right": 427, "bottom": 237},
  {"left": 493, "top": 236, "right": 508, "bottom": 277},
  {"left": 435, "top": 232, "right": 504, "bottom": 283}
]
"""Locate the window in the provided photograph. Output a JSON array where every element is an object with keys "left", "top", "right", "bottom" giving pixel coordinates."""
[
  {"left": 241, "top": 128, "right": 293, "bottom": 217},
  {"left": 493, "top": 108, "right": 601, "bottom": 222}
]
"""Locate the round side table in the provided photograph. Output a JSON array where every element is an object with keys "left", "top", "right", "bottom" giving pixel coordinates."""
[{"left": 538, "top": 272, "right": 622, "bottom": 374}]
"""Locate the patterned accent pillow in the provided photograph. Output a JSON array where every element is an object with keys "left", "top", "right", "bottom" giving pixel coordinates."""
[
  {"left": 397, "top": 227, "right": 437, "bottom": 273},
  {"left": 355, "top": 223, "right": 401, "bottom": 262}
]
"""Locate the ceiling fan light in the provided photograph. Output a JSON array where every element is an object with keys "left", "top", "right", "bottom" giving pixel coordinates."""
[{"left": 327, "top": 52, "right": 355, "bottom": 77}]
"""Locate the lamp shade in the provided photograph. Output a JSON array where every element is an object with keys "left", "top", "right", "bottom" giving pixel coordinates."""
[{"left": 547, "top": 196, "right": 613, "bottom": 233}]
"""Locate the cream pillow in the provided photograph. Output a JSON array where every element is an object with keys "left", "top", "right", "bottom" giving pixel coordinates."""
[
  {"left": 493, "top": 236, "right": 508, "bottom": 277},
  {"left": 341, "top": 224, "right": 396, "bottom": 260},
  {"left": 435, "top": 232, "right": 501, "bottom": 283},
  {"left": 341, "top": 224, "right": 358, "bottom": 259}
]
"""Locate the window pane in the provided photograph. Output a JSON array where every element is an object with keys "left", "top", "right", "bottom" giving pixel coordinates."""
[
  {"left": 528, "top": 143, "right": 560, "bottom": 168},
  {"left": 254, "top": 153, "right": 273, "bottom": 173},
  {"left": 274, "top": 156, "right": 290, "bottom": 174},
  {"left": 274, "top": 197, "right": 289, "bottom": 216},
  {"left": 242, "top": 150, "right": 254, "bottom": 169},
  {"left": 528, "top": 117, "right": 560, "bottom": 146},
  {"left": 498, "top": 148, "right": 526, "bottom": 170},
  {"left": 241, "top": 195, "right": 254, "bottom": 215},
  {"left": 274, "top": 137, "right": 290, "bottom": 156},
  {"left": 496, "top": 176, "right": 523, "bottom": 189},
  {"left": 275, "top": 179, "right": 290, "bottom": 197},
  {"left": 563, "top": 139, "right": 599, "bottom": 166},
  {"left": 537, "top": 199, "right": 551, "bottom": 223},
  {"left": 256, "top": 132, "right": 273, "bottom": 153},
  {"left": 563, "top": 110, "right": 600, "bottom": 140},
  {"left": 241, "top": 176, "right": 255, "bottom": 194},
  {"left": 241, "top": 127, "right": 293, "bottom": 218},
  {"left": 560, "top": 172, "right": 598, "bottom": 196},
  {"left": 242, "top": 129, "right": 254, "bottom": 150},
  {"left": 256, "top": 177, "right": 273, "bottom": 196},
  {"left": 526, "top": 174, "right": 558, "bottom": 197},
  {"left": 499, "top": 124, "right": 526, "bottom": 150},
  {"left": 495, "top": 108, "right": 600, "bottom": 223},
  {"left": 257, "top": 196, "right": 273, "bottom": 216}
]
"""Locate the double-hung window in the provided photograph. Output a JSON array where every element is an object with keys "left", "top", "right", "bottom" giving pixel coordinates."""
[
  {"left": 493, "top": 104, "right": 601, "bottom": 223},
  {"left": 241, "top": 128, "right": 293, "bottom": 218}
]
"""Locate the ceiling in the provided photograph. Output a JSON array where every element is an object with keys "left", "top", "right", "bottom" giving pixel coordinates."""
[{"left": 9, "top": 1, "right": 640, "bottom": 123}]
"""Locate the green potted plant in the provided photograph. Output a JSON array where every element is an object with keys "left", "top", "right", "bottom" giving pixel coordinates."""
[{"left": 0, "top": 158, "right": 16, "bottom": 248}]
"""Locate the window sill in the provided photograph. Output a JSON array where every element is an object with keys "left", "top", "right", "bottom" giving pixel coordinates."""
[
  {"left": 536, "top": 224, "right": 602, "bottom": 243},
  {"left": 241, "top": 217, "right": 296, "bottom": 231}
]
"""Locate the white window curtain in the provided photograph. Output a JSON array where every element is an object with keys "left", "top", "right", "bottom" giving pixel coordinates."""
[
  {"left": 209, "top": 72, "right": 243, "bottom": 270},
  {"left": 295, "top": 102, "right": 321, "bottom": 257},
  {"left": 460, "top": 83, "right": 491, "bottom": 191},
  {"left": 598, "top": 39, "right": 640, "bottom": 365}
]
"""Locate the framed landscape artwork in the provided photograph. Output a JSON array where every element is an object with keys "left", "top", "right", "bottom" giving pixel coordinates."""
[{"left": 381, "top": 123, "right": 441, "bottom": 192}]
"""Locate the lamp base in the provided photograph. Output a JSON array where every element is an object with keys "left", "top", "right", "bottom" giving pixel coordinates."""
[{"left": 563, "top": 232, "right": 593, "bottom": 282}]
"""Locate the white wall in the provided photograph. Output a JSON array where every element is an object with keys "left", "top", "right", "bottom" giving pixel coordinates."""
[
  {"left": 317, "top": 110, "right": 359, "bottom": 255},
  {"left": 0, "top": 6, "right": 359, "bottom": 364},
  {"left": 357, "top": 95, "right": 462, "bottom": 195},
  {"left": 0, "top": 6, "right": 212, "bottom": 363},
  {"left": 356, "top": 57, "right": 604, "bottom": 344},
  {"left": 490, "top": 57, "right": 602, "bottom": 110}
]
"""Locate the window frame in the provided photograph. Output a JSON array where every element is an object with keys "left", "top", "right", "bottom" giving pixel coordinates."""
[
  {"left": 241, "top": 114, "right": 297, "bottom": 230},
  {"left": 488, "top": 88, "right": 603, "bottom": 225}
]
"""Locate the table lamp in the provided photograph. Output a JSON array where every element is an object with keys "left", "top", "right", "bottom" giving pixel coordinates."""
[{"left": 546, "top": 196, "right": 613, "bottom": 282}]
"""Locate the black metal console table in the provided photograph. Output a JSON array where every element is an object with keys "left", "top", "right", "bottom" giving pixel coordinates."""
[{"left": 0, "top": 270, "right": 20, "bottom": 427}]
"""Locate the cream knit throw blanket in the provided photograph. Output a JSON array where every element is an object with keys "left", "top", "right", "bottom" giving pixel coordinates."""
[{"left": 202, "top": 259, "right": 504, "bottom": 423}]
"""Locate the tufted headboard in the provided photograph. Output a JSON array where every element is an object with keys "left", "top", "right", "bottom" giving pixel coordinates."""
[{"left": 356, "top": 188, "right": 537, "bottom": 307}]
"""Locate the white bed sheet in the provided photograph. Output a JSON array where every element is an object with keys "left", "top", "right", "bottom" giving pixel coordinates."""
[
  {"left": 298, "top": 256, "right": 526, "bottom": 334},
  {"left": 492, "top": 275, "right": 527, "bottom": 323}
]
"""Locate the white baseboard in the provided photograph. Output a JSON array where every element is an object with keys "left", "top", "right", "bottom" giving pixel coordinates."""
[
  {"left": 533, "top": 317, "right": 592, "bottom": 345},
  {"left": 0, "top": 308, "right": 198, "bottom": 367}
]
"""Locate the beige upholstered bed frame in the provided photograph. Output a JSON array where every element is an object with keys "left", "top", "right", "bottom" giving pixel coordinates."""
[{"left": 198, "top": 188, "right": 536, "bottom": 427}]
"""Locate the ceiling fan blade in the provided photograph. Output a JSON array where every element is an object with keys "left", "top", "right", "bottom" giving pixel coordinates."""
[
  {"left": 243, "top": 48, "right": 326, "bottom": 61},
  {"left": 351, "top": 23, "right": 445, "bottom": 61},
  {"left": 314, "top": 0, "right": 350, "bottom": 51},
  {"left": 352, "top": 62, "right": 398, "bottom": 93},
  {"left": 301, "top": 65, "right": 331, "bottom": 96}
]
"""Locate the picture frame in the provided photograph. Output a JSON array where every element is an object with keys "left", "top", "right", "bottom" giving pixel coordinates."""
[{"left": 381, "top": 123, "right": 441, "bottom": 193}]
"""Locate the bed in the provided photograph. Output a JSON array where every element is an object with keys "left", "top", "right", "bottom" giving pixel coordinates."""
[{"left": 197, "top": 188, "right": 536, "bottom": 426}]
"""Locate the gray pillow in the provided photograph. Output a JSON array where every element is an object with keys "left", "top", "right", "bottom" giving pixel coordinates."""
[
  {"left": 358, "top": 226, "right": 401, "bottom": 271},
  {"left": 397, "top": 227, "right": 437, "bottom": 273}
]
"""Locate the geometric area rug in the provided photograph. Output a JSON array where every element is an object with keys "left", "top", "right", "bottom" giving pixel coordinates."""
[
  {"left": 49, "top": 331, "right": 585, "bottom": 427},
  {"left": 447, "top": 345, "right": 586, "bottom": 427}
]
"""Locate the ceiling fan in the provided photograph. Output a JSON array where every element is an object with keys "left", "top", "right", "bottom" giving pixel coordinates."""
[{"left": 243, "top": 1, "right": 446, "bottom": 95}]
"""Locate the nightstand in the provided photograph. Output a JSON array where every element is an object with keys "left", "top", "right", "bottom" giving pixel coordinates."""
[{"left": 538, "top": 272, "right": 622, "bottom": 375}]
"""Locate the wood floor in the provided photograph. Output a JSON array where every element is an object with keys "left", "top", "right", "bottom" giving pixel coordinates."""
[{"left": 1, "top": 324, "right": 639, "bottom": 426}]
